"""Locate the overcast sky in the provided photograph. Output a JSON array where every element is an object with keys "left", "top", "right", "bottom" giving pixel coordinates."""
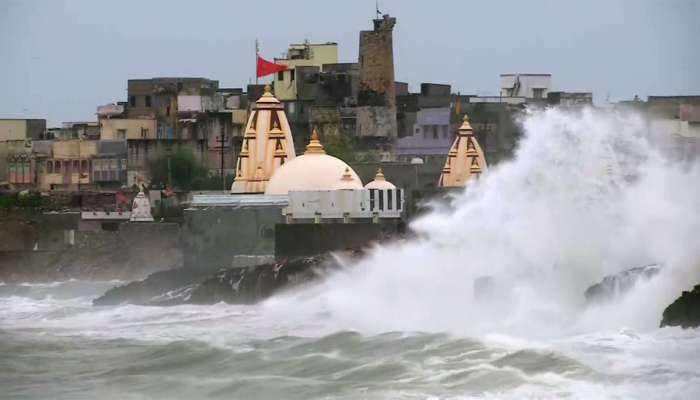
[{"left": 1, "top": 0, "right": 698, "bottom": 126}]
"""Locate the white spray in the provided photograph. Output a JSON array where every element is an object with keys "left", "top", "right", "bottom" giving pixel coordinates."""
[{"left": 269, "top": 107, "right": 700, "bottom": 338}]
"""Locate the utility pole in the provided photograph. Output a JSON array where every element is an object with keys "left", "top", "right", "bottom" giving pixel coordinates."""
[{"left": 217, "top": 133, "right": 228, "bottom": 191}]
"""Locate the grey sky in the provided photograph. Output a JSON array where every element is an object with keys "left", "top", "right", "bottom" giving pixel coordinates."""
[{"left": 1, "top": 0, "right": 698, "bottom": 126}]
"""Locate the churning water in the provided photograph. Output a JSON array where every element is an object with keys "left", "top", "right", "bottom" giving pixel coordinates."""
[{"left": 2, "top": 108, "right": 700, "bottom": 399}]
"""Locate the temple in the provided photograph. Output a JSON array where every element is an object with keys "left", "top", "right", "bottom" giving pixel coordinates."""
[
  {"left": 231, "top": 85, "right": 296, "bottom": 193},
  {"left": 438, "top": 114, "right": 488, "bottom": 187},
  {"left": 129, "top": 190, "right": 154, "bottom": 222},
  {"left": 265, "top": 128, "right": 363, "bottom": 195}
]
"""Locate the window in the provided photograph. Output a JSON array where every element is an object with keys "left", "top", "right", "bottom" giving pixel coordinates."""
[
  {"left": 387, "top": 189, "right": 393, "bottom": 210},
  {"left": 378, "top": 190, "right": 384, "bottom": 210},
  {"left": 533, "top": 88, "right": 544, "bottom": 99},
  {"left": 278, "top": 71, "right": 284, "bottom": 81},
  {"left": 145, "top": 95, "right": 151, "bottom": 107},
  {"left": 415, "top": 127, "right": 420, "bottom": 135},
  {"left": 369, "top": 189, "right": 376, "bottom": 210},
  {"left": 397, "top": 189, "right": 403, "bottom": 210},
  {"left": 290, "top": 69, "right": 295, "bottom": 81},
  {"left": 442, "top": 125, "right": 448, "bottom": 139},
  {"left": 141, "top": 128, "right": 149, "bottom": 138},
  {"left": 72, "top": 160, "right": 80, "bottom": 173},
  {"left": 129, "top": 96, "right": 136, "bottom": 107},
  {"left": 432, "top": 125, "right": 439, "bottom": 139},
  {"left": 47, "top": 160, "right": 53, "bottom": 173},
  {"left": 81, "top": 160, "right": 88, "bottom": 174},
  {"left": 117, "top": 129, "right": 126, "bottom": 140},
  {"left": 109, "top": 159, "right": 117, "bottom": 170},
  {"left": 55, "top": 161, "right": 61, "bottom": 173}
]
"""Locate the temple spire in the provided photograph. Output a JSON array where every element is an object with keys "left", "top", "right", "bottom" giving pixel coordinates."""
[
  {"left": 438, "top": 112, "right": 488, "bottom": 187},
  {"left": 231, "top": 86, "right": 296, "bottom": 193}
]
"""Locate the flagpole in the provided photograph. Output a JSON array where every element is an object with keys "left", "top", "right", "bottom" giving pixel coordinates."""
[{"left": 255, "top": 39, "right": 259, "bottom": 88}]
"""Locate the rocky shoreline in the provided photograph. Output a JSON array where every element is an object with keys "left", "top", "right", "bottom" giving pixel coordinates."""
[{"left": 93, "top": 252, "right": 359, "bottom": 306}]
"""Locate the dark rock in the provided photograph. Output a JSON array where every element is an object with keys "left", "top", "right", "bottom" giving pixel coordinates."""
[
  {"left": 584, "top": 264, "right": 661, "bottom": 303},
  {"left": 661, "top": 284, "right": 700, "bottom": 329},
  {"left": 187, "top": 255, "right": 340, "bottom": 304},
  {"left": 93, "top": 252, "right": 352, "bottom": 306},
  {"left": 93, "top": 268, "right": 212, "bottom": 306}
]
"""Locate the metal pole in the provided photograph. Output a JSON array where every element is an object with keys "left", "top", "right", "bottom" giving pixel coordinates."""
[{"left": 219, "top": 134, "right": 226, "bottom": 191}]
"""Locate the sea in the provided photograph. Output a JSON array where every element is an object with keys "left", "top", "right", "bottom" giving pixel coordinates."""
[{"left": 2, "top": 108, "right": 699, "bottom": 399}]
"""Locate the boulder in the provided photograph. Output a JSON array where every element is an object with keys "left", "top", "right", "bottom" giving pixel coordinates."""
[
  {"left": 92, "top": 268, "right": 212, "bottom": 306},
  {"left": 661, "top": 284, "right": 700, "bottom": 329},
  {"left": 584, "top": 264, "right": 661, "bottom": 303},
  {"left": 93, "top": 252, "right": 350, "bottom": 306}
]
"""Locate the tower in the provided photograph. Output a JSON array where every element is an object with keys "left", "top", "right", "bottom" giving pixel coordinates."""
[
  {"left": 231, "top": 85, "right": 296, "bottom": 193},
  {"left": 438, "top": 114, "right": 488, "bottom": 187},
  {"left": 356, "top": 13, "right": 398, "bottom": 143}
]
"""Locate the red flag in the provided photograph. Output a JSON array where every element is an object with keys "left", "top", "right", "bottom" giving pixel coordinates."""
[{"left": 256, "top": 56, "right": 287, "bottom": 78}]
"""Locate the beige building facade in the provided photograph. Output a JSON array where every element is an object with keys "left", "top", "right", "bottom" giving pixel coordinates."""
[
  {"left": 100, "top": 118, "right": 157, "bottom": 140},
  {"left": 273, "top": 42, "right": 338, "bottom": 101}
]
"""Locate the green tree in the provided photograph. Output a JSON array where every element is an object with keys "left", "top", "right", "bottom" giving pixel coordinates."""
[
  {"left": 148, "top": 146, "right": 211, "bottom": 191},
  {"left": 323, "top": 133, "right": 358, "bottom": 162}
]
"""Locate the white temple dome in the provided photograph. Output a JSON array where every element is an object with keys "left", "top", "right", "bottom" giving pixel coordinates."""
[
  {"left": 364, "top": 167, "right": 396, "bottom": 190},
  {"left": 265, "top": 130, "right": 363, "bottom": 195}
]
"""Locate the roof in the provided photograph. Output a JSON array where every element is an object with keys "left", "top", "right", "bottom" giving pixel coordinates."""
[{"left": 188, "top": 193, "right": 289, "bottom": 207}]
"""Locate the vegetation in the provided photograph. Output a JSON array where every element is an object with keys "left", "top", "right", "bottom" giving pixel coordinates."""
[
  {"left": 323, "top": 133, "right": 380, "bottom": 163},
  {"left": 147, "top": 146, "right": 232, "bottom": 191},
  {"left": 0, "top": 191, "right": 45, "bottom": 209}
]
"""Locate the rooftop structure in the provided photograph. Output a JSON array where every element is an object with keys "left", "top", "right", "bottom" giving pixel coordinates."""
[
  {"left": 273, "top": 42, "right": 339, "bottom": 101},
  {"left": 500, "top": 73, "right": 551, "bottom": 99}
]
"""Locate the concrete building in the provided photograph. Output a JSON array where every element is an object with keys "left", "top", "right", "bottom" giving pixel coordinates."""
[
  {"left": 273, "top": 42, "right": 339, "bottom": 101},
  {"left": 37, "top": 139, "right": 97, "bottom": 191},
  {"left": 91, "top": 140, "right": 127, "bottom": 190},
  {"left": 101, "top": 77, "right": 245, "bottom": 186},
  {"left": 100, "top": 118, "right": 157, "bottom": 141},
  {"left": 500, "top": 74, "right": 552, "bottom": 99},
  {"left": 646, "top": 96, "right": 700, "bottom": 161},
  {"left": 396, "top": 83, "right": 454, "bottom": 161},
  {"left": 547, "top": 91, "right": 593, "bottom": 107},
  {"left": 0, "top": 119, "right": 46, "bottom": 187}
]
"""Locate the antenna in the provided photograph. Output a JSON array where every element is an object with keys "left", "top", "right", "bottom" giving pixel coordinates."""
[{"left": 375, "top": 0, "right": 381, "bottom": 18}]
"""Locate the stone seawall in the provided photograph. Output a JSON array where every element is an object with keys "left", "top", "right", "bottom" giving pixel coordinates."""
[{"left": 0, "top": 213, "right": 182, "bottom": 283}]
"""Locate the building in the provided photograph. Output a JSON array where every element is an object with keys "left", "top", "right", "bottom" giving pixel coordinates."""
[
  {"left": 91, "top": 140, "right": 128, "bottom": 190},
  {"left": 500, "top": 74, "right": 552, "bottom": 99},
  {"left": 547, "top": 91, "right": 593, "bottom": 107},
  {"left": 0, "top": 119, "right": 46, "bottom": 187},
  {"left": 101, "top": 77, "right": 245, "bottom": 186},
  {"left": 273, "top": 41, "right": 339, "bottom": 101},
  {"left": 646, "top": 96, "right": 700, "bottom": 161},
  {"left": 438, "top": 114, "right": 488, "bottom": 187},
  {"left": 37, "top": 139, "right": 97, "bottom": 191},
  {"left": 396, "top": 83, "right": 454, "bottom": 162}
]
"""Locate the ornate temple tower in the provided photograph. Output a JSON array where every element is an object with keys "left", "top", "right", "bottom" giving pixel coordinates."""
[
  {"left": 231, "top": 85, "right": 296, "bottom": 193},
  {"left": 438, "top": 114, "right": 488, "bottom": 187}
]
